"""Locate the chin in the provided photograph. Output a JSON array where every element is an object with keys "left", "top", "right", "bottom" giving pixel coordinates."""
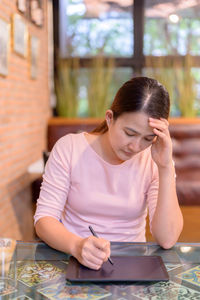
[
  {"left": 113, "top": 149, "right": 133, "bottom": 163},
  {"left": 118, "top": 152, "right": 134, "bottom": 161},
  {"left": 125, "top": 150, "right": 141, "bottom": 160}
]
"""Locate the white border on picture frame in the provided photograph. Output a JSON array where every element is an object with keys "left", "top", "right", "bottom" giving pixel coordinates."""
[
  {"left": 0, "top": 18, "right": 10, "bottom": 76},
  {"left": 30, "top": 35, "right": 39, "bottom": 79},
  {"left": 17, "top": 0, "right": 27, "bottom": 13},
  {"left": 12, "top": 14, "right": 28, "bottom": 57}
]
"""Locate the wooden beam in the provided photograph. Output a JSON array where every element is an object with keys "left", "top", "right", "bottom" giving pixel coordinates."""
[
  {"left": 134, "top": 0, "right": 144, "bottom": 74},
  {"left": 60, "top": 55, "right": 200, "bottom": 68}
]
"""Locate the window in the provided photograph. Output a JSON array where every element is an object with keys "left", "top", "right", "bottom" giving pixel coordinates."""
[
  {"left": 55, "top": 0, "right": 200, "bottom": 117},
  {"left": 144, "top": 0, "right": 200, "bottom": 55},
  {"left": 60, "top": 0, "right": 133, "bottom": 57}
]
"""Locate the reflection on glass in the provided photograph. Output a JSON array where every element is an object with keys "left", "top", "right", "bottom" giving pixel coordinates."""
[
  {"left": 111, "top": 243, "right": 149, "bottom": 256},
  {"left": 180, "top": 246, "right": 192, "bottom": 253},
  {"left": 0, "top": 238, "right": 16, "bottom": 277},
  {"left": 64, "top": 0, "right": 133, "bottom": 56},
  {"left": 144, "top": 0, "right": 200, "bottom": 55},
  {"left": 0, "top": 238, "right": 17, "bottom": 295}
]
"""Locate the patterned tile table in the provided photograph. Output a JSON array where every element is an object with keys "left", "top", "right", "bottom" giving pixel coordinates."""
[{"left": 0, "top": 241, "right": 200, "bottom": 299}]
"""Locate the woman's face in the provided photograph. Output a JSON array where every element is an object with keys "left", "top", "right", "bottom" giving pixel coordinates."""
[{"left": 106, "top": 110, "right": 157, "bottom": 163}]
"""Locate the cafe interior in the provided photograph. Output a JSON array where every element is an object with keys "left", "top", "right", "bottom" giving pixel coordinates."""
[
  {"left": 1, "top": 0, "right": 200, "bottom": 243},
  {"left": 1, "top": 1, "right": 200, "bottom": 299}
]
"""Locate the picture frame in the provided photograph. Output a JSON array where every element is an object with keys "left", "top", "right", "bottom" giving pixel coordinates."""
[
  {"left": 17, "top": 0, "right": 27, "bottom": 13},
  {"left": 30, "top": 0, "right": 43, "bottom": 27},
  {"left": 30, "top": 35, "right": 39, "bottom": 79},
  {"left": 0, "top": 18, "right": 10, "bottom": 76},
  {"left": 12, "top": 14, "right": 28, "bottom": 57},
  {"left": 16, "top": 0, "right": 30, "bottom": 19}
]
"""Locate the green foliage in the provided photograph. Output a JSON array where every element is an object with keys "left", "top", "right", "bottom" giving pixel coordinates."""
[
  {"left": 55, "top": 56, "right": 114, "bottom": 118},
  {"left": 87, "top": 56, "right": 114, "bottom": 117},
  {"left": 175, "top": 55, "right": 197, "bottom": 117},
  {"left": 144, "top": 18, "right": 200, "bottom": 56},
  {"left": 144, "top": 55, "right": 197, "bottom": 117},
  {"left": 144, "top": 56, "right": 177, "bottom": 115},
  {"left": 55, "top": 59, "right": 79, "bottom": 117},
  {"left": 66, "top": 10, "right": 132, "bottom": 57}
]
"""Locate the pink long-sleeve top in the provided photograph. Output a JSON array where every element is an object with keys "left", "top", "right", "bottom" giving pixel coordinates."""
[{"left": 34, "top": 132, "right": 159, "bottom": 242}]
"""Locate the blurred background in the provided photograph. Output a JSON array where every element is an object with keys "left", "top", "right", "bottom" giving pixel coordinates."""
[
  {"left": 0, "top": 0, "right": 200, "bottom": 242},
  {"left": 54, "top": 0, "right": 200, "bottom": 118}
]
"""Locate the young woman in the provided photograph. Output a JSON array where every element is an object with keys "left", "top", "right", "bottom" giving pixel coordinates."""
[{"left": 34, "top": 77, "right": 183, "bottom": 270}]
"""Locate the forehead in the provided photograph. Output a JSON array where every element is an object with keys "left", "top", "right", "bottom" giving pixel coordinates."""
[{"left": 115, "top": 112, "right": 154, "bottom": 135}]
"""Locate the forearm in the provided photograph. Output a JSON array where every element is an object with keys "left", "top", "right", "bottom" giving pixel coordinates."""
[
  {"left": 35, "top": 216, "right": 82, "bottom": 257},
  {"left": 151, "top": 163, "right": 183, "bottom": 249}
]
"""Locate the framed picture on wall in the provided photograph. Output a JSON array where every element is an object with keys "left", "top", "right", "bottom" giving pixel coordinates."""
[
  {"left": 30, "top": 35, "right": 39, "bottom": 79},
  {"left": 12, "top": 14, "right": 28, "bottom": 57},
  {"left": 0, "top": 18, "right": 10, "bottom": 76},
  {"left": 17, "top": 0, "right": 26, "bottom": 13},
  {"left": 16, "top": 0, "right": 30, "bottom": 19},
  {"left": 30, "top": 0, "right": 43, "bottom": 27}
]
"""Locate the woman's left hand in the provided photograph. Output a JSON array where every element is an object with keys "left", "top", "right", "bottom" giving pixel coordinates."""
[{"left": 149, "top": 118, "right": 173, "bottom": 169}]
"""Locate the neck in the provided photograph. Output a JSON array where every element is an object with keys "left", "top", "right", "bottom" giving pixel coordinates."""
[{"left": 98, "top": 133, "right": 124, "bottom": 165}]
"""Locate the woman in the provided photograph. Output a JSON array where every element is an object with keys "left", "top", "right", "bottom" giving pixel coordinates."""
[{"left": 34, "top": 77, "right": 183, "bottom": 270}]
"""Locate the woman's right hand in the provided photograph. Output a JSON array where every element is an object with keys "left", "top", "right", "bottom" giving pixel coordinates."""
[{"left": 75, "top": 236, "right": 111, "bottom": 270}]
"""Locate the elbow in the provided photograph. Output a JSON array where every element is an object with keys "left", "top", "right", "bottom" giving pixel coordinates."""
[
  {"left": 34, "top": 221, "right": 41, "bottom": 239},
  {"left": 152, "top": 233, "right": 177, "bottom": 249},
  {"left": 153, "top": 229, "right": 182, "bottom": 250},
  {"left": 34, "top": 218, "right": 46, "bottom": 240},
  {"left": 152, "top": 218, "right": 184, "bottom": 250},
  {"left": 159, "top": 240, "right": 176, "bottom": 250},
  {"left": 156, "top": 227, "right": 183, "bottom": 250}
]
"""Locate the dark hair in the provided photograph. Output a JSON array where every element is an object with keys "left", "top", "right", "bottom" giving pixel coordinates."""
[{"left": 92, "top": 76, "right": 170, "bottom": 134}]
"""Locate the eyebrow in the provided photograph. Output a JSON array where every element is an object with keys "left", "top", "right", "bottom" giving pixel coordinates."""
[{"left": 125, "top": 127, "right": 156, "bottom": 137}]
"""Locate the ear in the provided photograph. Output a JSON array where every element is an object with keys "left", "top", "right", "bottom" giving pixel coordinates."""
[{"left": 105, "top": 110, "right": 113, "bottom": 127}]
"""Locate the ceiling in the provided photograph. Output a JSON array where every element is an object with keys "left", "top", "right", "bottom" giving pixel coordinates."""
[{"left": 83, "top": 0, "right": 200, "bottom": 18}]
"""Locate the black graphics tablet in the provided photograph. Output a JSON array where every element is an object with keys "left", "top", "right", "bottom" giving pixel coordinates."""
[{"left": 66, "top": 255, "right": 169, "bottom": 282}]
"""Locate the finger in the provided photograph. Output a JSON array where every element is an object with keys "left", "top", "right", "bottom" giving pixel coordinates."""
[
  {"left": 93, "top": 237, "right": 109, "bottom": 251},
  {"left": 102, "top": 241, "right": 111, "bottom": 262},
  {"left": 92, "top": 238, "right": 111, "bottom": 263},
  {"left": 87, "top": 238, "right": 108, "bottom": 261},
  {"left": 150, "top": 117, "right": 169, "bottom": 126},
  {"left": 149, "top": 120, "right": 170, "bottom": 137},
  {"left": 81, "top": 247, "right": 105, "bottom": 270},
  {"left": 149, "top": 120, "right": 168, "bottom": 132},
  {"left": 81, "top": 237, "right": 105, "bottom": 262},
  {"left": 153, "top": 128, "right": 168, "bottom": 140},
  {"left": 160, "top": 118, "right": 169, "bottom": 126},
  {"left": 149, "top": 117, "right": 168, "bottom": 124},
  {"left": 92, "top": 237, "right": 110, "bottom": 260},
  {"left": 86, "top": 237, "right": 111, "bottom": 265},
  {"left": 82, "top": 258, "right": 102, "bottom": 270},
  {"left": 149, "top": 117, "right": 169, "bottom": 127},
  {"left": 84, "top": 252, "right": 104, "bottom": 267},
  {"left": 99, "top": 239, "right": 111, "bottom": 258}
]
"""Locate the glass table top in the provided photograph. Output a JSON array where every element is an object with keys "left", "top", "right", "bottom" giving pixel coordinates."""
[{"left": 0, "top": 241, "right": 200, "bottom": 299}]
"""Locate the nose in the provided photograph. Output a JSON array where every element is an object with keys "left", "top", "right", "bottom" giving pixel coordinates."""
[{"left": 128, "top": 137, "right": 142, "bottom": 153}]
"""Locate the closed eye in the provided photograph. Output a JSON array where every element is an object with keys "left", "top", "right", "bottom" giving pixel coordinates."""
[
  {"left": 125, "top": 131, "right": 136, "bottom": 137},
  {"left": 124, "top": 129, "right": 155, "bottom": 141},
  {"left": 144, "top": 137, "right": 156, "bottom": 142}
]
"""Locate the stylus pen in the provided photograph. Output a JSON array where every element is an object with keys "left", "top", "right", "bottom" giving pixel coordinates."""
[{"left": 88, "top": 225, "right": 114, "bottom": 265}]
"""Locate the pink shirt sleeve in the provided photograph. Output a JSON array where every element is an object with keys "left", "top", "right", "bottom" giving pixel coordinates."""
[{"left": 34, "top": 135, "right": 72, "bottom": 224}]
